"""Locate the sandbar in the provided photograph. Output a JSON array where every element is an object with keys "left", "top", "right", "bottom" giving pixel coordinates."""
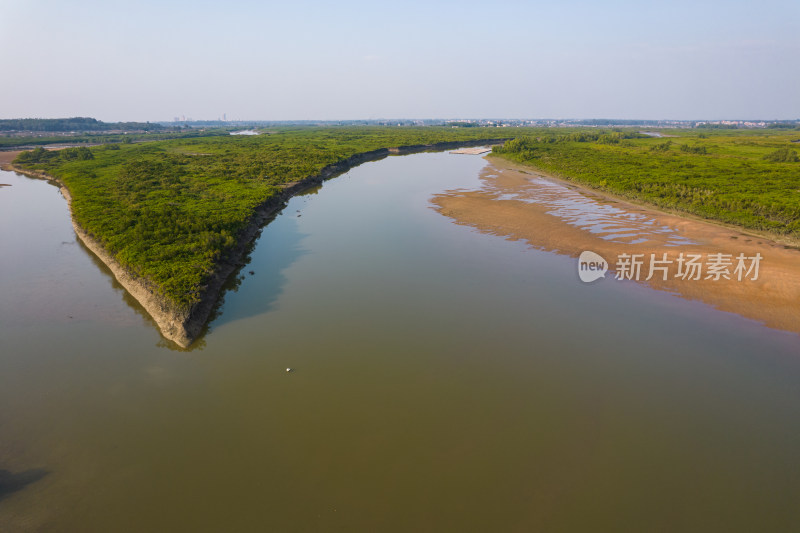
[{"left": 432, "top": 157, "right": 800, "bottom": 335}]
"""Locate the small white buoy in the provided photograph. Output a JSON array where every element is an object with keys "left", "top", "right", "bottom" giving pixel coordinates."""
[{"left": 286, "top": 368, "right": 293, "bottom": 372}]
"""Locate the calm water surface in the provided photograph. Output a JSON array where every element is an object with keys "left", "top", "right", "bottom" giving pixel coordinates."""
[{"left": 1, "top": 152, "right": 799, "bottom": 531}]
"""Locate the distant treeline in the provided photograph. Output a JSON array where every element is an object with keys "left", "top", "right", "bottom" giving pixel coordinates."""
[
  {"left": 695, "top": 123, "right": 739, "bottom": 129},
  {"left": 0, "top": 117, "right": 164, "bottom": 132},
  {"left": 567, "top": 119, "right": 671, "bottom": 126},
  {"left": 0, "top": 129, "right": 228, "bottom": 149},
  {"left": 696, "top": 122, "right": 800, "bottom": 130},
  {"left": 767, "top": 122, "right": 800, "bottom": 130}
]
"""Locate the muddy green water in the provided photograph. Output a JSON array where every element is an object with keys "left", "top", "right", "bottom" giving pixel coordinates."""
[{"left": 1, "top": 152, "right": 799, "bottom": 532}]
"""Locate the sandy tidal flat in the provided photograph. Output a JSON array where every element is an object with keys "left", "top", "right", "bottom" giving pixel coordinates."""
[
  {"left": 432, "top": 157, "right": 800, "bottom": 335},
  {"left": 0, "top": 150, "right": 21, "bottom": 167}
]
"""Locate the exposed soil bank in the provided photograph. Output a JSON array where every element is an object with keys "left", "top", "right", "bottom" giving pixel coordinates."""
[
  {"left": 432, "top": 156, "right": 800, "bottom": 336},
  {"left": 0, "top": 150, "right": 22, "bottom": 165},
  {"left": 1, "top": 139, "right": 507, "bottom": 347}
]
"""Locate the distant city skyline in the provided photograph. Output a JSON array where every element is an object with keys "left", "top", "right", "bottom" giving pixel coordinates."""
[{"left": 1, "top": 0, "right": 798, "bottom": 122}]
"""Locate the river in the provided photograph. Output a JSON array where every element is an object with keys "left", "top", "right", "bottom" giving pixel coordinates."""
[{"left": 1, "top": 151, "right": 799, "bottom": 531}]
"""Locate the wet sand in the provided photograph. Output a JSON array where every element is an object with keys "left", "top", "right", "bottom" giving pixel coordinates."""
[
  {"left": 432, "top": 157, "right": 800, "bottom": 335},
  {"left": 0, "top": 151, "right": 22, "bottom": 187},
  {"left": 0, "top": 150, "right": 22, "bottom": 167},
  {"left": 451, "top": 147, "right": 492, "bottom": 155}
]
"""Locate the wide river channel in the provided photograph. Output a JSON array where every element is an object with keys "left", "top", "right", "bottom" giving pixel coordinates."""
[{"left": 1, "top": 151, "right": 799, "bottom": 531}]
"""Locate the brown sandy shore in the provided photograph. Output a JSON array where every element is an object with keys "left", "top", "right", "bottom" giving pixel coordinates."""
[
  {"left": 0, "top": 140, "right": 507, "bottom": 347},
  {"left": 0, "top": 150, "right": 21, "bottom": 165},
  {"left": 432, "top": 156, "right": 800, "bottom": 336}
]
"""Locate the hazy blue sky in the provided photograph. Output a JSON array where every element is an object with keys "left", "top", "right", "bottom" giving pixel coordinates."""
[{"left": 1, "top": 0, "right": 797, "bottom": 121}]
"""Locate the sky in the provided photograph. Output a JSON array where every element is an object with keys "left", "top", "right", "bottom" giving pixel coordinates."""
[{"left": 1, "top": 0, "right": 798, "bottom": 122}]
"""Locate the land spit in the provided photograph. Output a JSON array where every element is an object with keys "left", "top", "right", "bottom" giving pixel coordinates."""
[{"left": 1, "top": 140, "right": 507, "bottom": 347}]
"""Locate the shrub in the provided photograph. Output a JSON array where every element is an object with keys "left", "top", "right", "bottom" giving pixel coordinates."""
[{"left": 763, "top": 147, "right": 799, "bottom": 162}]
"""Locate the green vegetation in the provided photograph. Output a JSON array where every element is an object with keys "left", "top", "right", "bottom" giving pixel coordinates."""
[
  {"left": 0, "top": 128, "right": 228, "bottom": 149},
  {"left": 767, "top": 122, "right": 800, "bottom": 130},
  {"left": 17, "top": 146, "right": 94, "bottom": 163},
  {"left": 492, "top": 130, "right": 800, "bottom": 241},
  {"left": 13, "top": 127, "right": 533, "bottom": 309},
  {"left": 763, "top": 147, "right": 799, "bottom": 162},
  {"left": 650, "top": 140, "right": 673, "bottom": 152},
  {"left": 0, "top": 117, "right": 163, "bottom": 132},
  {"left": 679, "top": 143, "right": 707, "bottom": 154}
]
